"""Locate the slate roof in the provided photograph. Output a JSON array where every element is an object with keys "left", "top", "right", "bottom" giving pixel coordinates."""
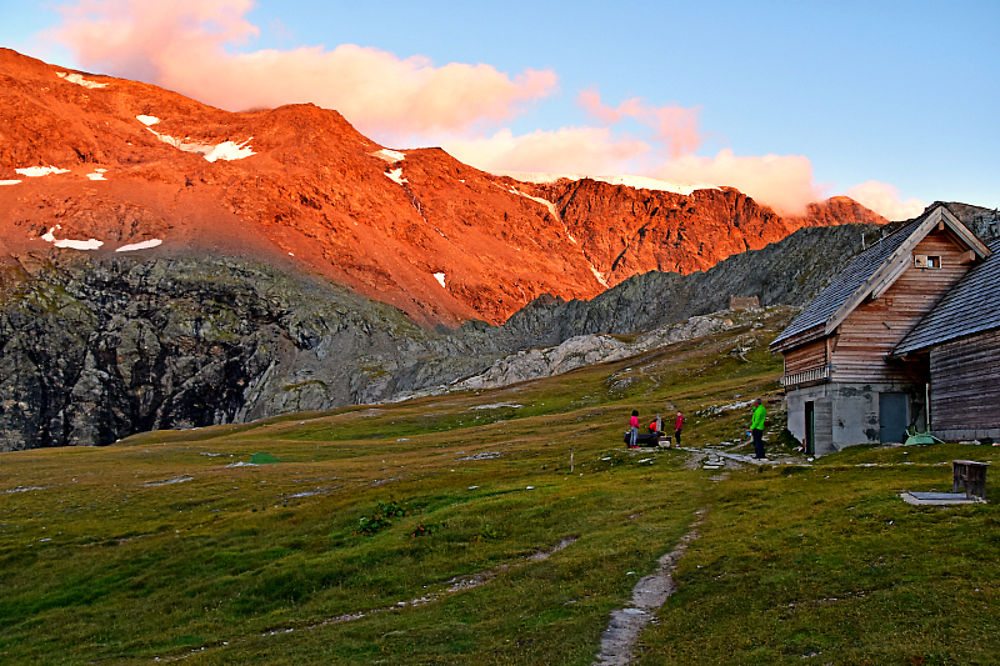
[
  {"left": 771, "top": 216, "right": 925, "bottom": 347},
  {"left": 894, "top": 236, "right": 1000, "bottom": 355}
]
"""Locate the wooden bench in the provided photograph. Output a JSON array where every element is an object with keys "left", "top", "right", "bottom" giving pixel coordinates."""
[{"left": 952, "top": 460, "right": 989, "bottom": 499}]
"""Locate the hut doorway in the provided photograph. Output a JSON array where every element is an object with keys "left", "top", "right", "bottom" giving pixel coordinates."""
[{"left": 879, "top": 392, "right": 909, "bottom": 443}]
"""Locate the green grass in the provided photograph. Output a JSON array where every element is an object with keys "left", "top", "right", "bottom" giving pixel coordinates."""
[
  {"left": 640, "top": 445, "right": 1000, "bottom": 664},
  {"left": 1, "top": 307, "right": 997, "bottom": 664}
]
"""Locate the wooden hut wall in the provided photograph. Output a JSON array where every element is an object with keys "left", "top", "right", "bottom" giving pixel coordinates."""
[
  {"left": 831, "top": 232, "right": 973, "bottom": 384},
  {"left": 930, "top": 328, "right": 1000, "bottom": 435},
  {"left": 783, "top": 338, "right": 827, "bottom": 375}
]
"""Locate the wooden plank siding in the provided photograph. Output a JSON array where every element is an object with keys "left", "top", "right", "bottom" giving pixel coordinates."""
[
  {"left": 784, "top": 338, "right": 827, "bottom": 375},
  {"left": 830, "top": 232, "right": 973, "bottom": 384},
  {"left": 930, "top": 328, "right": 1000, "bottom": 433}
]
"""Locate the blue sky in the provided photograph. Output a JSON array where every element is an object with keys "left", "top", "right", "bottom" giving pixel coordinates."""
[{"left": 3, "top": 1, "right": 998, "bottom": 217}]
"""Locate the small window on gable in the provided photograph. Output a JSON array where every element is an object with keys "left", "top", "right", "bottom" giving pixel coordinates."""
[{"left": 914, "top": 254, "right": 942, "bottom": 269}]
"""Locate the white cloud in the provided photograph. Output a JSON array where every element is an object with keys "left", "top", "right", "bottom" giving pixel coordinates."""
[
  {"left": 52, "top": 0, "right": 556, "bottom": 138},
  {"left": 845, "top": 181, "right": 926, "bottom": 221}
]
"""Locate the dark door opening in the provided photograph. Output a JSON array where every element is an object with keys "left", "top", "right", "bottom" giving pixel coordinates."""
[
  {"left": 804, "top": 401, "right": 815, "bottom": 455},
  {"left": 879, "top": 392, "right": 908, "bottom": 443}
]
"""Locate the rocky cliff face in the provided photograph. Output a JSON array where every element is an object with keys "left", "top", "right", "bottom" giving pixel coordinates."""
[
  {"left": 525, "top": 182, "right": 885, "bottom": 283},
  {"left": 0, "top": 254, "right": 407, "bottom": 450},
  {"left": 938, "top": 202, "right": 1000, "bottom": 241}
]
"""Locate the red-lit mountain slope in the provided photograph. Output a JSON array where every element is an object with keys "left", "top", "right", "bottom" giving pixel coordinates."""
[{"left": 0, "top": 48, "right": 886, "bottom": 326}]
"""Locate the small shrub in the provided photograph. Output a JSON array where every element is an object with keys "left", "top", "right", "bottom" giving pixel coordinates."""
[
  {"left": 410, "top": 523, "right": 440, "bottom": 538},
  {"left": 472, "top": 523, "right": 501, "bottom": 542},
  {"left": 355, "top": 500, "right": 406, "bottom": 536}
]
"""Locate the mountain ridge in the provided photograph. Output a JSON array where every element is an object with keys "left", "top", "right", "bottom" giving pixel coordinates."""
[{"left": 1, "top": 47, "right": 885, "bottom": 327}]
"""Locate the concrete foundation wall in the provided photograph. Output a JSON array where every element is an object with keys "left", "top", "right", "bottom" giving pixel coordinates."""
[
  {"left": 785, "top": 382, "right": 927, "bottom": 456},
  {"left": 932, "top": 427, "right": 1000, "bottom": 443}
]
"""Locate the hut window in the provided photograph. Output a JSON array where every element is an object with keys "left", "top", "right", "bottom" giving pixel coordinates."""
[{"left": 914, "top": 254, "right": 941, "bottom": 269}]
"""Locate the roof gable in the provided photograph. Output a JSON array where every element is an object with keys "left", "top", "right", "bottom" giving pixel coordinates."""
[
  {"left": 894, "top": 236, "right": 1000, "bottom": 356},
  {"left": 771, "top": 204, "right": 989, "bottom": 351}
]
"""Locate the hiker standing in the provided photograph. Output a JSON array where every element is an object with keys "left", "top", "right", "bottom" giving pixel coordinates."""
[
  {"left": 629, "top": 410, "right": 639, "bottom": 448},
  {"left": 674, "top": 411, "right": 685, "bottom": 446},
  {"left": 750, "top": 398, "right": 767, "bottom": 459}
]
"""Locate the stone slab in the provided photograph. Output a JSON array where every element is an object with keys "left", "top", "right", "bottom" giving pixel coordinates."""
[{"left": 900, "top": 491, "right": 986, "bottom": 506}]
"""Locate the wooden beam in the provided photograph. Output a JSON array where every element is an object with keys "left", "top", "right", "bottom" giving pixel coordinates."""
[
  {"left": 938, "top": 206, "right": 991, "bottom": 258},
  {"left": 871, "top": 257, "right": 910, "bottom": 298}
]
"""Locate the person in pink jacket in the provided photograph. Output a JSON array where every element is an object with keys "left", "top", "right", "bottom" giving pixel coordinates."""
[
  {"left": 674, "top": 411, "right": 685, "bottom": 446},
  {"left": 628, "top": 410, "right": 639, "bottom": 448}
]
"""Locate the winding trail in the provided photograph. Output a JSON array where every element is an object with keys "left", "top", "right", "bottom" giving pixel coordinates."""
[{"left": 594, "top": 509, "right": 706, "bottom": 665}]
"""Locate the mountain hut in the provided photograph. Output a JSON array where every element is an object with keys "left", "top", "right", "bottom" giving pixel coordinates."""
[{"left": 770, "top": 203, "right": 998, "bottom": 455}]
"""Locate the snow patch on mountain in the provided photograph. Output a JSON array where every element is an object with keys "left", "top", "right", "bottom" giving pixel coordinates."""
[
  {"left": 385, "top": 168, "right": 407, "bottom": 186},
  {"left": 86, "top": 168, "right": 107, "bottom": 181},
  {"left": 40, "top": 225, "right": 104, "bottom": 250},
  {"left": 145, "top": 128, "right": 255, "bottom": 162},
  {"left": 54, "top": 238, "right": 103, "bottom": 250},
  {"left": 590, "top": 266, "right": 609, "bottom": 288},
  {"left": 0, "top": 180, "right": 21, "bottom": 186},
  {"left": 56, "top": 72, "right": 107, "bottom": 89},
  {"left": 136, "top": 115, "right": 160, "bottom": 126},
  {"left": 373, "top": 148, "right": 406, "bottom": 163},
  {"left": 116, "top": 239, "right": 163, "bottom": 252},
  {"left": 15, "top": 166, "right": 70, "bottom": 177},
  {"left": 507, "top": 187, "right": 563, "bottom": 225},
  {"left": 202, "top": 140, "right": 256, "bottom": 162},
  {"left": 433, "top": 272, "right": 447, "bottom": 288},
  {"left": 503, "top": 184, "right": 612, "bottom": 287}
]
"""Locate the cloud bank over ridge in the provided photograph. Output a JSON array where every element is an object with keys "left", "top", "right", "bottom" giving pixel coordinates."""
[{"left": 46, "top": 0, "right": 925, "bottom": 219}]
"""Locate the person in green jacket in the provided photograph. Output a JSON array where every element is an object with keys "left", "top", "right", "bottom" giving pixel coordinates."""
[{"left": 750, "top": 398, "right": 767, "bottom": 459}]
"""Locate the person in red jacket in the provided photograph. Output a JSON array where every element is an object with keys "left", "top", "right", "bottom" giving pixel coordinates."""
[{"left": 674, "top": 411, "right": 685, "bottom": 446}]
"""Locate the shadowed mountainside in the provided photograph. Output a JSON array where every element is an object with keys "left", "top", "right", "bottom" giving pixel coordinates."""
[{"left": 1, "top": 220, "right": 893, "bottom": 451}]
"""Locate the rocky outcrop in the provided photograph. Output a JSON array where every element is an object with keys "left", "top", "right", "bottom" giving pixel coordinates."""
[
  {"left": 938, "top": 201, "right": 1000, "bottom": 241},
  {"left": 450, "top": 311, "right": 757, "bottom": 393}
]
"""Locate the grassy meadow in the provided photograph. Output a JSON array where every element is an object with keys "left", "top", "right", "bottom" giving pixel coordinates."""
[{"left": 1, "top": 307, "right": 997, "bottom": 664}]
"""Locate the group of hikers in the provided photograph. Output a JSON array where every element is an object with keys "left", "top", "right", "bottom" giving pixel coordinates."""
[
  {"left": 626, "top": 409, "right": 684, "bottom": 448},
  {"left": 627, "top": 398, "right": 768, "bottom": 459}
]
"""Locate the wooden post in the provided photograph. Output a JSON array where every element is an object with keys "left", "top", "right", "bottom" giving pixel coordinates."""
[
  {"left": 952, "top": 460, "right": 988, "bottom": 499},
  {"left": 925, "top": 382, "right": 931, "bottom": 431}
]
